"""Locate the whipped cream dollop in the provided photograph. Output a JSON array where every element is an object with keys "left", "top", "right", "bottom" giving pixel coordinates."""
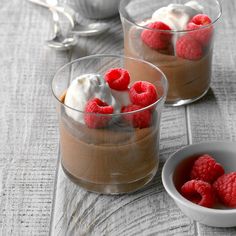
[
  {"left": 152, "top": 1, "right": 203, "bottom": 30},
  {"left": 64, "top": 74, "right": 130, "bottom": 122},
  {"left": 111, "top": 89, "right": 131, "bottom": 107}
]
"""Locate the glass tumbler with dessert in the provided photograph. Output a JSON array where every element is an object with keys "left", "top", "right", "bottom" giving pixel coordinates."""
[
  {"left": 119, "top": 0, "right": 222, "bottom": 106},
  {"left": 52, "top": 55, "right": 168, "bottom": 194}
]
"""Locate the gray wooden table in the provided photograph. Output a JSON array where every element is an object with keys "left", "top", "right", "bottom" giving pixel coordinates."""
[{"left": 1, "top": 0, "right": 236, "bottom": 235}]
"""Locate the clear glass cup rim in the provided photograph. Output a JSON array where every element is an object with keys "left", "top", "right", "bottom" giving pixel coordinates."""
[
  {"left": 51, "top": 54, "right": 168, "bottom": 117},
  {"left": 119, "top": 0, "right": 222, "bottom": 33}
]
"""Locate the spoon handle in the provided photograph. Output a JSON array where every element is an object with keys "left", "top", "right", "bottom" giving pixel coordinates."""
[
  {"left": 27, "top": 0, "right": 76, "bottom": 27},
  {"left": 28, "top": 0, "right": 52, "bottom": 8},
  {"left": 49, "top": 8, "right": 62, "bottom": 37}
]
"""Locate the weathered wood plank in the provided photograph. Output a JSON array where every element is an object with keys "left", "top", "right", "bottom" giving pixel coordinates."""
[{"left": 0, "top": 0, "right": 71, "bottom": 235}]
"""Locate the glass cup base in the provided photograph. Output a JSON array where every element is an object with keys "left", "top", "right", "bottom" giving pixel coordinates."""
[
  {"left": 61, "top": 163, "right": 158, "bottom": 195},
  {"left": 165, "top": 87, "right": 210, "bottom": 107}
]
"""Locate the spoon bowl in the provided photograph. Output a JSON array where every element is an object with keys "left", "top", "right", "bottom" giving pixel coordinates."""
[{"left": 46, "top": 34, "right": 78, "bottom": 50}]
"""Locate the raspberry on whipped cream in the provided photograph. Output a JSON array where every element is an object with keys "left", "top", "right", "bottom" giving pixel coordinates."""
[
  {"left": 64, "top": 73, "right": 131, "bottom": 123},
  {"left": 140, "top": 1, "right": 206, "bottom": 57},
  {"left": 140, "top": 0, "right": 215, "bottom": 62},
  {"left": 64, "top": 74, "right": 120, "bottom": 122}
]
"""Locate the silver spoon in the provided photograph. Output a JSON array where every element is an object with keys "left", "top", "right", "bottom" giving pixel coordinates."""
[
  {"left": 28, "top": 0, "right": 110, "bottom": 36},
  {"left": 46, "top": 8, "right": 78, "bottom": 50}
]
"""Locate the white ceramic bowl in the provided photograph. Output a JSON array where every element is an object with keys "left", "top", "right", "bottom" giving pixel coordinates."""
[
  {"left": 73, "top": 0, "right": 121, "bottom": 19},
  {"left": 162, "top": 141, "right": 236, "bottom": 227}
]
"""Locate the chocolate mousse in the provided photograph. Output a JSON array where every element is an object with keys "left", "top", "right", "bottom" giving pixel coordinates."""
[
  {"left": 58, "top": 68, "right": 165, "bottom": 194},
  {"left": 124, "top": 27, "right": 212, "bottom": 104},
  {"left": 59, "top": 107, "right": 159, "bottom": 193},
  {"left": 122, "top": 1, "right": 214, "bottom": 105}
]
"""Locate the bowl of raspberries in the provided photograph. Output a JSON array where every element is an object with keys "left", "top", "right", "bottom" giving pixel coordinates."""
[{"left": 162, "top": 141, "right": 236, "bottom": 227}]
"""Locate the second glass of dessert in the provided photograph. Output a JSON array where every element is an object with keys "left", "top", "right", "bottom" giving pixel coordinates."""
[
  {"left": 119, "top": 0, "right": 222, "bottom": 106},
  {"left": 52, "top": 55, "right": 168, "bottom": 194}
]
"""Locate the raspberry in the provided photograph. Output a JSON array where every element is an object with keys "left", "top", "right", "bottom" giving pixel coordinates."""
[
  {"left": 121, "top": 104, "right": 151, "bottom": 128},
  {"left": 190, "top": 14, "right": 212, "bottom": 26},
  {"left": 104, "top": 68, "right": 130, "bottom": 91},
  {"left": 213, "top": 172, "right": 236, "bottom": 207},
  {"left": 190, "top": 154, "right": 225, "bottom": 183},
  {"left": 176, "top": 35, "right": 203, "bottom": 60},
  {"left": 181, "top": 180, "right": 215, "bottom": 208},
  {"left": 84, "top": 98, "right": 113, "bottom": 128},
  {"left": 187, "top": 14, "right": 213, "bottom": 46},
  {"left": 129, "top": 81, "right": 158, "bottom": 107},
  {"left": 141, "top": 21, "right": 172, "bottom": 50}
]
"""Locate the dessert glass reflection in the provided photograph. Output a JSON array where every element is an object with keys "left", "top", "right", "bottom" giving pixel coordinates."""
[
  {"left": 52, "top": 55, "right": 168, "bottom": 194},
  {"left": 119, "top": 0, "right": 222, "bottom": 106}
]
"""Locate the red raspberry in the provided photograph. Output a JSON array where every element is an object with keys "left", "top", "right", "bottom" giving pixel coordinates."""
[
  {"left": 190, "top": 154, "right": 225, "bottom": 183},
  {"left": 190, "top": 14, "right": 212, "bottom": 26},
  {"left": 104, "top": 68, "right": 130, "bottom": 91},
  {"left": 141, "top": 21, "right": 172, "bottom": 50},
  {"left": 213, "top": 172, "right": 236, "bottom": 207},
  {"left": 181, "top": 180, "right": 215, "bottom": 208},
  {"left": 187, "top": 14, "right": 213, "bottom": 46},
  {"left": 176, "top": 35, "right": 203, "bottom": 60},
  {"left": 121, "top": 104, "right": 151, "bottom": 128},
  {"left": 129, "top": 81, "right": 158, "bottom": 107},
  {"left": 84, "top": 98, "right": 113, "bottom": 128}
]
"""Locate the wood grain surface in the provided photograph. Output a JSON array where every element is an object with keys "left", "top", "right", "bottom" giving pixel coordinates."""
[
  {"left": 0, "top": 0, "right": 70, "bottom": 235},
  {"left": 0, "top": 0, "right": 236, "bottom": 235}
]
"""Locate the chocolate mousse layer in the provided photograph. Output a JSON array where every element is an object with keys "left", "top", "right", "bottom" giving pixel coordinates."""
[
  {"left": 124, "top": 26, "right": 212, "bottom": 104},
  {"left": 59, "top": 105, "right": 159, "bottom": 194}
]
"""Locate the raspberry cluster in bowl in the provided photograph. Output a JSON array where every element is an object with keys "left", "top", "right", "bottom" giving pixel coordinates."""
[
  {"left": 84, "top": 68, "right": 159, "bottom": 129},
  {"left": 162, "top": 142, "right": 236, "bottom": 227},
  {"left": 178, "top": 154, "right": 236, "bottom": 208}
]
